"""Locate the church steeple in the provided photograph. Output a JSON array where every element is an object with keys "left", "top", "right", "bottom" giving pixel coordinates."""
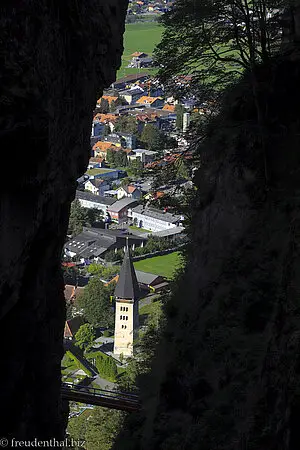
[
  {"left": 113, "top": 238, "right": 140, "bottom": 357},
  {"left": 114, "top": 238, "right": 140, "bottom": 301}
]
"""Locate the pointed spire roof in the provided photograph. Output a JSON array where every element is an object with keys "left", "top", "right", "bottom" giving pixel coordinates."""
[{"left": 114, "top": 240, "right": 140, "bottom": 300}]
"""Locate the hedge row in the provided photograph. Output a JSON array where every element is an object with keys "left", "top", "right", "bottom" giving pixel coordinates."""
[
  {"left": 66, "top": 350, "right": 93, "bottom": 377},
  {"left": 86, "top": 351, "right": 118, "bottom": 382}
]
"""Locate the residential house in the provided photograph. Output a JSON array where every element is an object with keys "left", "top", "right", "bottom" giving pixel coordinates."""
[
  {"left": 91, "top": 121, "right": 104, "bottom": 137},
  {"left": 107, "top": 198, "right": 139, "bottom": 223},
  {"left": 136, "top": 56, "right": 153, "bottom": 68},
  {"left": 64, "top": 227, "right": 147, "bottom": 261},
  {"left": 117, "top": 185, "right": 142, "bottom": 200},
  {"left": 135, "top": 271, "right": 169, "bottom": 293},
  {"left": 118, "top": 87, "right": 145, "bottom": 105},
  {"left": 88, "top": 157, "right": 105, "bottom": 168},
  {"left": 92, "top": 141, "right": 119, "bottom": 158},
  {"left": 129, "top": 52, "right": 153, "bottom": 69},
  {"left": 93, "top": 113, "right": 119, "bottom": 132},
  {"left": 131, "top": 51, "right": 148, "bottom": 60},
  {"left": 130, "top": 205, "right": 184, "bottom": 232},
  {"left": 84, "top": 178, "right": 110, "bottom": 196},
  {"left": 118, "top": 132, "right": 137, "bottom": 149},
  {"left": 64, "top": 285, "right": 85, "bottom": 305},
  {"left": 75, "top": 190, "right": 115, "bottom": 214},
  {"left": 132, "top": 148, "right": 157, "bottom": 164},
  {"left": 97, "top": 95, "right": 119, "bottom": 107},
  {"left": 162, "top": 104, "right": 176, "bottom": 113},
  {"left": 90, "top": 136, "right": 103, "bottom": 150},
  {"left": 64, "top": 316, "right": 85, "bottom": 340},
  {"left": 104, "top": 133, "right": 123, "bottom": 146},
  {"left": 110, "top": 73, "right": 149, "bottom": 90},
  {"left": 110, "top": 271, "right": 169, "bottom": 294},
  {"left": 136, "top": 96, "right": 164, "bottom": 108}
]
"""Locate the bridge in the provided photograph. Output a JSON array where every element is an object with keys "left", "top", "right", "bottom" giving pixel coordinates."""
[{"left": 62, "top": 382, "right": 140, "bottom": 413}]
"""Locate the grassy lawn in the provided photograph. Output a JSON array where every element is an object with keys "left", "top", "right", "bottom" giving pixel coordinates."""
[
  {"left": 117, "top": 22, "right": 163, "bottom": 78},
  {"left": 62, "top": 353, "right": 78, "bottom": 375},
  {"left": 139, "top": 300, "right": 162, "bottom": 317},
  {"left": 134, "top": 251, "right": 183, "bottom": 279},
  {"left": 129, "top": 225, "right": 151, "bottom": 233},
  {"left": 86, "top": 168, "right": 115, "bottom": 176}
]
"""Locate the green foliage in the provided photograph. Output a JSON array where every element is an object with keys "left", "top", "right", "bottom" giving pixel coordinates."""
[
  {"left": 102, "top": 330, "right": 111, "bottom": 337},
  {"left": 98, "top": 98, "right": 109, "bottom": 113},
  {"left": 86, "top": 208, "right": 104, "bottom": 225},
  {"left": 110, "top": 98, "right": 124, "bottom": 113},
  {"left": 106, "top": 148, "right": 128, "bottom": 168},
  {"left": 155, "top": 0, "right": 283, "bottom": 101},
  {"left": 103, "top": 124, "right": 111, "bottom": 136},
  {"left": 77, "top": 278, "right": 115, "bottom": 328},
  {"left": 133, "top": 251, "right": 184, "bottom": 279},
  {"left": 129, "top": 158, "right": 143, "bottom": 177},
  {"left": 175, "top": 104, "right": 185, "bottom": 130},
  {"left": 86, "top": 351, "right": 118, "bottom": 382},
  {"left": 120, "top": 177, "right": 132, "bottom": 188},
  {"left": 84, "top": 407, "right": 125, "bottom": 450},
  {"left": 104, "top": 238, "right": 186, "bottom": 265},
  {"left": 74, "top": 324, "right": 96, "bottom": 352},
  {"left": 86, "top": 263, "right": 120, "bottom": 279},
  {"left": 114, "top": 115, "right": 139, "bottom": 135},
  {"left": 140, "top": 123, "right": 170, "bottom": 153},
  {"left": 105, "top": 249, "right": 124, "bottom": 263},
  {"left": 67, "top": 410, "right": 92, "bottom": 450},
  {"left": 66, "top": 350, "right": 93, "bottom": 377},
  {"left": 68, "top": 199, "right": 89, "bottom": 236}
]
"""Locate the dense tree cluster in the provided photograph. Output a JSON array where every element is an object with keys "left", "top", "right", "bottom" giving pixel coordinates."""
[
  {"left": 114, "top": 115, "right": 140, "bottom": 135},
  {"left": 105, "top": 236, "right": 186, "bottom": 263},
  {"left": 106, "top": 148, "right": 128, "bottom": 168},
  {"left": 77, "top": 278, "right": 116, "bottom": 328},
  {"left": 68, "top": 199, "right": 103, "bottom": 236},
  {"left": 155, "top": 0, "right": 285, "bottom": 102},
  {"left": 67, "top": 407, "right": 125, "bottom": 450},
  {"left": 74, "top": 324, "right": 96, "bottom": 352}
]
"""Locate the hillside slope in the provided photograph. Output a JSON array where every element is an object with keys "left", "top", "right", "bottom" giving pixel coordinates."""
[{"left": 114, "top": 56, "right": 300, "bottom": 450}]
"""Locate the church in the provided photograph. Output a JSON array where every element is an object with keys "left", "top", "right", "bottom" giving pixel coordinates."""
[{"left": 113, "top": 244, "right": 140, "bottom": 357}]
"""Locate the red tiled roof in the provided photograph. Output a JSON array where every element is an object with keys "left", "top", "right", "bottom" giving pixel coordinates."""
[
  {"left": 136, "top": 96, "right": 162, "bottom": 105},
  {"left": 93, "top": 113, "right": 118, "bottom": 123},
  {"left": 162, "top": 104, "right": 176, "bottom": 112},
  {"left": 97, "top": 95, "right": 118, "bottom": 105},
  {"left": 126, "top": 185, "right": 137, "bottom": 194},
  {"left": 92, "top": 141, "right": 118, "bottom": 151}
]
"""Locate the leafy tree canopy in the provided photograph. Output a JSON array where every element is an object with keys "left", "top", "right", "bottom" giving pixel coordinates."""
[
  {"left": 68, "top": 199, "right": 89, "bottom": 236},
  {"left": 74, "top": 323, "right": 96, "bottom": 352},
  {"left": 77, "top": 278, "right": 115, "bottom": 328},
  {"left": 155, "top": 0, "right": 284, "bottom": 101},
  {"left": 114, "top": 115, "right": 139, "bottom": 135}
]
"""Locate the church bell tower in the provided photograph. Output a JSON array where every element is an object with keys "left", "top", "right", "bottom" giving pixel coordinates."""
[{"left": 113, "top": 241, "right": 140, "bottom": 357}]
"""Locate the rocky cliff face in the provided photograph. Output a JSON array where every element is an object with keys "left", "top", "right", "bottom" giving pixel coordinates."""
[
  {"left": 114, "top": 58, "right": 300, "bottom": 449},
  {"left": 0, "top": 0, "right": 128, "bottom": 441}
]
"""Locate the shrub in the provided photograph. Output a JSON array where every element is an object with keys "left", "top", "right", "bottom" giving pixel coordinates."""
[
  {"left": 103, "top": 330, "right": 111, "bottom": 337},
  {"left": 86, "top": 350, "right": 118, "bottom": 382}
]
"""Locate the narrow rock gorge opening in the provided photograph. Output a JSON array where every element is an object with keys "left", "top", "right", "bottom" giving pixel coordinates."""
[
  {"left": 2, "top": 1, "right": 300, "bottom": 449},
  {"left": 0, "top": 0, "right": 128, "bottom": 441}
]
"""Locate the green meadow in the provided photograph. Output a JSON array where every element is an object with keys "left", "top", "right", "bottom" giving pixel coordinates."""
[
  {"left": 134, "top": 252, "right": 184, "bottom": 280},
  {"left": 117, "top": 22, "right": 163, "bottom": 78}
]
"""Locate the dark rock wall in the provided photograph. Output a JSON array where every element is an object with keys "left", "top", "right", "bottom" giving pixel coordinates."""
[
  {"left": 0, "top": 0, "right": 128, "bottom": 441},
  {"left": 114, "top": 60, "right": 300, "bottom": 450}
]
